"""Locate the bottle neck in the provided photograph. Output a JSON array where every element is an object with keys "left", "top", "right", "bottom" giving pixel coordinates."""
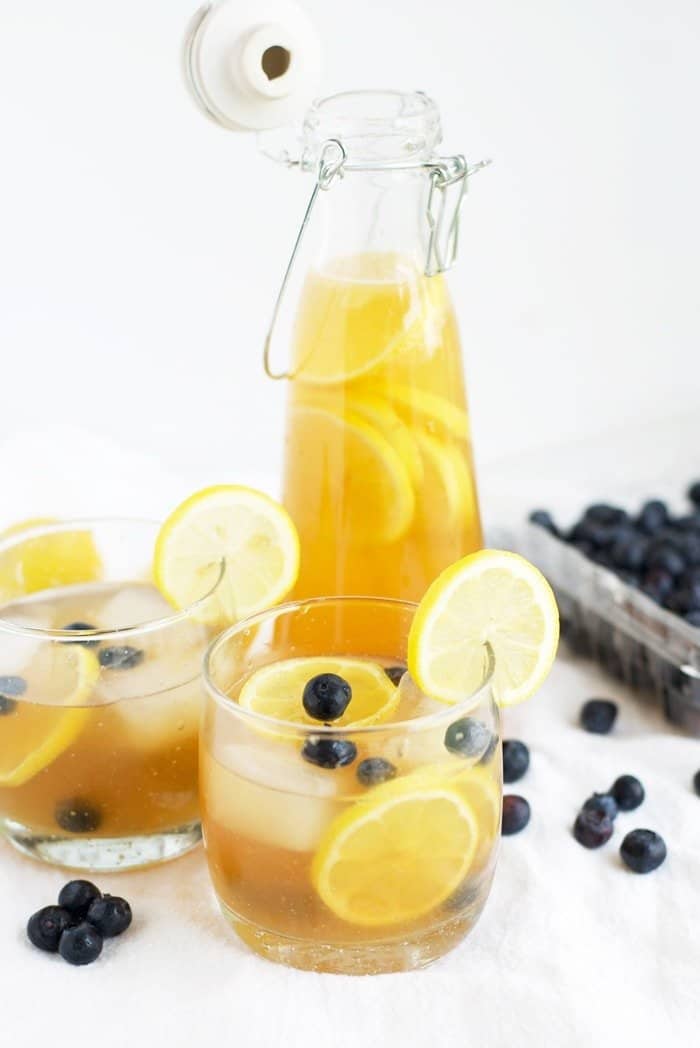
[{"left": 313, "top": 170, "right": 428, "bottom": 279}]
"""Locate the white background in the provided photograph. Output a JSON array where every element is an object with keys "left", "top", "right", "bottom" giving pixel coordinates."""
[
  {"left": 1, "top": 5, "right": 700, "bottom": 1046},
  {"left": 1, "top": 0, "right": 699, "bottom": 517}
]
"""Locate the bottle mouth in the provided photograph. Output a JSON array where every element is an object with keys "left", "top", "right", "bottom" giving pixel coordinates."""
[{"left": 302, "top": 90, "right": 442, "bottom": 167}]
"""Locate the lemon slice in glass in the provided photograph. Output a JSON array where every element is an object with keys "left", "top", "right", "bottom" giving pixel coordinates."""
[
  {"left": 154, "top": 485, "right": 300, "bottom": 625},
  {"left": 287, "top": 405, "right": 414, "bottom": 545},
  {"left": 238, "top": 656, "right": 399, "bottom": 728},
  {"left": 408, "top": 550, "right": 559, "bottom": 707},
  {"left": 0, "top": 520, "right": 102, "bottom": 603},
  {"left": 0, "top": 645, "right": 100, "bottom": 787},
  {"left": 311, "top": 771, "right": 479, "bottom": 926}
]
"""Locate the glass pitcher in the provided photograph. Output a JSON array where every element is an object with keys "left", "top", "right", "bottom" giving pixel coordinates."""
[{"left": 266, "top": 90, "right": 484, "bottom": 602}]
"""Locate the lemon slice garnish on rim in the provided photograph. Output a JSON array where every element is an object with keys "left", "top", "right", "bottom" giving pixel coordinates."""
[
  {"left": 408, "top": 550, "right": 559, "bottom": 707},
  {"left": 0, "top": 645, "right": 100, "bottom": 787},
  {"left": 286, "top": 405, "right": 414, "bottom": 545},
  {"left": 238, "top": 657, "right": 400, "bottom": 728},
  {"left": 154, "top": 485, "right": 300, "bottom": 625},
  {"left": 311, "top": 770, "right": 479, "bottom": 927}
]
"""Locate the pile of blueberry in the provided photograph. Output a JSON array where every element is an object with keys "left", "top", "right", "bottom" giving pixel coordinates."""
[
  {"left": 299, "top": 670, "right": 498, "bottom": 783},
  {"left": 530, "top": 481, "right": 700, "bottom": 627},
  {"left": 27, "top": 880, "right": 132, "bottom": 966},
  {"left": 574, "top": 698, "right": 667, "bottom": 872}
]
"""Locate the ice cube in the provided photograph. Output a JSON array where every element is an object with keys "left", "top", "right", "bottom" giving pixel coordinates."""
[
  {"left": 96, "top": 584, "right": 175, "bottom": 630},
  {"left": 204, "top": 740, "right": 339, "bottom": 853},
  {"left": 113, "top": 679, "right": 203, "bottom": 752}
]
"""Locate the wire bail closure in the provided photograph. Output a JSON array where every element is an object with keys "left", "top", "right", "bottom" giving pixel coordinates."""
[{"left": 263, "top": 139, "right": 490, "bottom": 380}]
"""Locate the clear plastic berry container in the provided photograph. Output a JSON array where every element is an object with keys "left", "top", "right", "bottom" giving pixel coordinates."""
[{"left": 518, "top": 522, "right": 700, "bottom": 736}]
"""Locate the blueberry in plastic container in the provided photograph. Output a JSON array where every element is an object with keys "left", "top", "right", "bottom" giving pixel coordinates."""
[{"left": 636, "top": 500, "right": 669, "bottom": 535}]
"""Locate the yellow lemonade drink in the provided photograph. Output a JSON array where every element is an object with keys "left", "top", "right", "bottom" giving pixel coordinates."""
[
  {"left": 201, "top": 597, "right": 500, "bottom": 975},
  {"left": 283, "top": 254, "right": 482, "bottom": 604},
  {"left": 0, "top": 519, "right": 220, "bottom": 871}
]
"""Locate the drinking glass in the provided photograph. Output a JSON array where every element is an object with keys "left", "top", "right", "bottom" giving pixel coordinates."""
[
  {"left": 202, "top": 596, "right": 500, "bottom": 974},
  {"left": 0, "top": 518, "right": 224, "bottom": 870}
]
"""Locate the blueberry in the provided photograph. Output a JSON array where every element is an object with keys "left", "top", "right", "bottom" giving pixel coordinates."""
[
  {"left": 640, "top": 568, "right": 675, "bottom": 605},
  {"left": 571, "top": 539, "right": 595, "bottom": 558},
  {"left": 580, "top": 698, "right": 618, "bottom": 734},
  {"left": 529, "top": 509, "right": 558, "bottom": 535},
  {"left": 55, "top": 799, "right": 102, "bottom": 834},
  {"left": 59, "top": 923, "right": 103, "bottom": 966},
  {"left": 444, "top": 717, "right": 493, "bottom": 758},
  {"left": 62, "top": 622, "right": 100, "bottom": 648},
  {"left": 0, "top": 675, "right": 27, "bottom": 715},
  {"left": 583, "top": 504, "right": 628, "bottom": 527},
  {"left": 620, "top": 829, "right": 667, "bottom": 874},
  {"left": 58, "top": 880, "right": 102, "bottom": 919},
  {"left": 573, "top": 809, "right": 614, "bottom": 849},
  {"left": 647, "top": 546, "right": 686, "bottom": 578},
  {"left": 301, "top": 737, "right": 357, "bottom": 769},
  {"left": 582, "top": 793, "right": 618, "bottom": 820},
  {"left": 686, "top": 611, "right": 700, "bottom": 628},
  {"left": 666, "top": 584, "right": 700, "bottom": 615},
  {"left": 637, "top": 500, "right": 669, "bottom": 535},
  {"left": 86, "top": 896, "right": 132, "bottom": 938},
  {"left": 383, "top": 666, "right": 406, "bottom": 686},
  {"left": 678, "top": 534, "right": 700, "bottom": 566},
  {"left": 502, "top": 740, "right": 530, "bottom": 783},
  {"left": 611, "top": 774, "right": 645, "bottom": 811},
  {"left": 693, "top": 769, "right": 700, "bottom": 796},
  {"left": 501, "top": 795, "right": 530, "bottom": 835},
  {"left": 610, "top": 535, "right": 648, "bottom": 571},
  {"left": 687, "top": 481, "right": 700, "bottom": 507},
  {"left": 570, "top": 521, "right": 619, "bottom": 550},
  {"left": 302, "top": 673, "right": 352, "bottom": 722},
  {"left": 98, "top": 646, "right": 144, "bottom": 670},
  {"left": 356, "top": 757, "right": 397, "bottom": 786},
  {"left": 27, "top": 906, "right": 74, "bottom": 953}
]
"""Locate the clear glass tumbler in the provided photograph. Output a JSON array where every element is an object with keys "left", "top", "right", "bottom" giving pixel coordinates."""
[
  {"left": 0, "top": 518, "right": 224, "bottom": 870},
  {"left": 202, "top": 596, "right": 500, "bottom": 975}
]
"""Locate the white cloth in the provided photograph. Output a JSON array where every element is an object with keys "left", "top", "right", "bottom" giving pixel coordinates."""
[{"left": 1, "top": 424, "right": 699, "bottom": 1047}]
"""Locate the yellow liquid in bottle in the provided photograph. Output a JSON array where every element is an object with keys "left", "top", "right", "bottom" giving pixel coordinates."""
[{"left": 283, "top": 254, "right": 482, "bottom": 603}]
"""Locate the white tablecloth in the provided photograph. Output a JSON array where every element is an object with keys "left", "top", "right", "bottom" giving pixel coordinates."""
[{"left": 1, "top": 422, "right": 699, "bottom": 1047}]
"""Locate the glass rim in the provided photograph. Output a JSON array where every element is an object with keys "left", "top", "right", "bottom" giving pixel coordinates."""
[
  {"left": 0, "top": 516, "right": 226, "bottom": 642},
  {"left": 203, "top": 594, "right": 496, "bottom": 737}
]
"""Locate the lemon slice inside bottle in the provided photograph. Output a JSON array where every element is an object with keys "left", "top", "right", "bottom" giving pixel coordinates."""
[
  {"left": 413, "top": 431, "right": 475, "bottom": 529},
  {"left": 238, "top": 657, "right": 399, "bottom": 728},
  {"left": 311, "top": 771, "right": 479, "bottom": 926},
  {"left": 345, "top": 393, "right": 424, "bottom": 489},
  {"left": 0, "top": 645, "right": 100, "bottom": 787},
  {"left": 388, "top": 386, "right": 470, "bottom": 441},
  {"left": 286, "top": 405, "right": 414, "bottom": 544}
]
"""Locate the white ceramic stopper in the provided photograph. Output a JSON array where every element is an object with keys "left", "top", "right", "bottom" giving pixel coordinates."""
[{"left": 184, "top": 0, "right": 322, "bottom": 131}]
